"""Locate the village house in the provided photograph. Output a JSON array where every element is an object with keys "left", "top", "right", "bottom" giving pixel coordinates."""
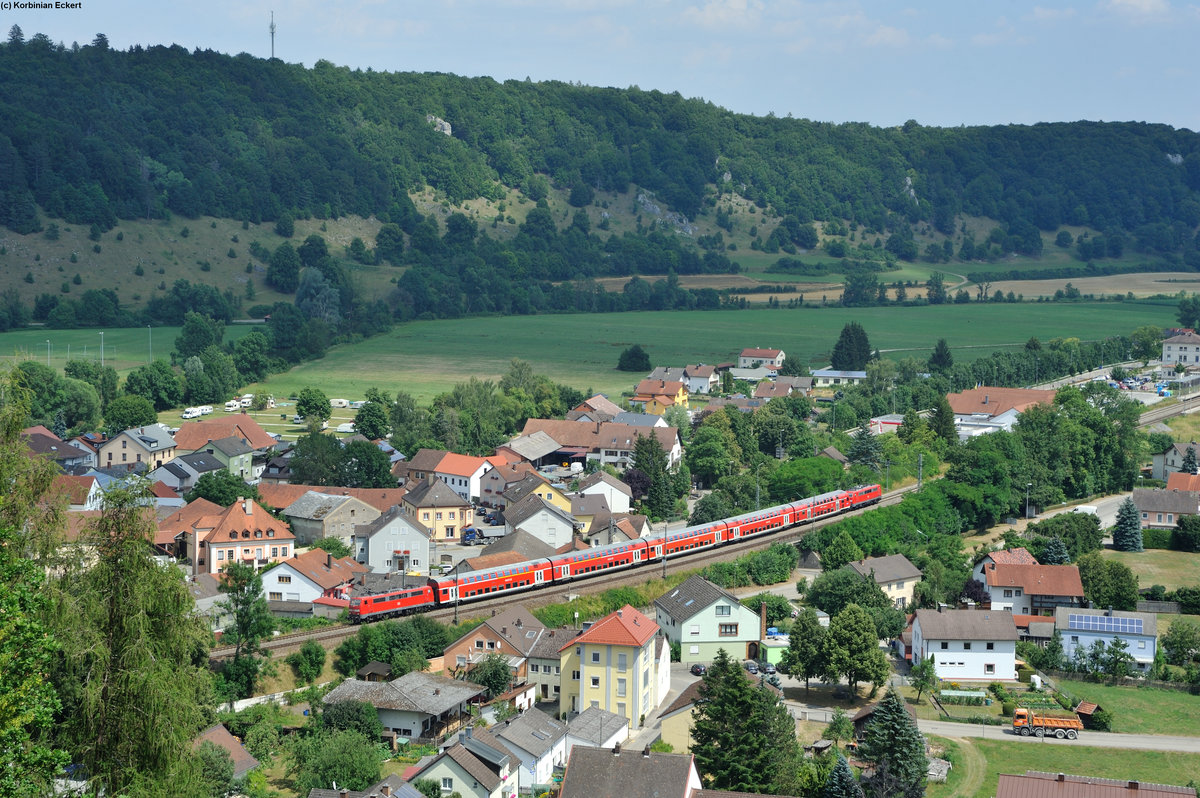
[
  {"left": 654, "top": 575, "right": 764, "bottom": 665},
  {"left": 563, "top": 707, "right": 629, "bottom": 755},
  {"left": 983, "top": 563, "right": 1086, "bottom": 616},
  {"left": 503, "top": 494, "right": 580, "bottom": 550},
  {"left": 149, "top": 451, "right": 225, "bottom": 496},
  {"left": 191, "top": 436, "right": 254, "bottom": 482},
  {"left": 997, "top": 771, "right": 1195, "bottom": 798},
  {"left": 494, "top": 432, "right": 562, "bottom": 469},
  {"left": 559, "top": 745, "right": 701, "bottom": 798},
  {"left": 404, "top": 448, "right": 452, "bottom": 484},
  {"left": 810, "top": 368, "right": 867, "bottom": 387},
  {"left": 1055, "top": 606, "right": 1158, "bottom": 673},
  {"left": 577, "top": 470, "right": 632, "bottom": 514},
  {"left": 179, "top": 496, "right": 295, "bottom": 576},
  {"left": 403, "top": 476, "right": 475, "bottom": 543},
  {"left": 324, "top": 670, "right": 485, "bottom": 745},
  {"left": 444, "top": 607, "right": 546, "bottom": 683},
  {"left": 491, "top": 708, "right": 568, "bottom": 794},
  {"left": 738, "top": 347, "right": 785, "bottom": 369},
  {"left": 945, "top": 386, "right": 1057, "bottom": 438},
  {"left": 847, "top": 554, "right": 923, "bottom": 609},
  {"left": 971, "top": 547, "right": 1039, "bottom": 584},
  {"left": 519, "top": 419, "right": 682, "bottom": 469},
  {"left": 53, "top": 474, "right": 104, "bottom": 511},
  {"left": 260, "top": 548, "right": 368, "bottom": 603},
  {"left": 478, "top": 461, "right": 540, "bottom": 507},
  {"left": 24, "top": 427, "right": 95, "bottom": 469},
  {"left": 435, "top": 452, "right": 501, "bottom": 503},
  {"left": 351, "top": 505, "right": 434, "bottom": 574},
  {"left": 407, "top": 726, "right": 519, "bottom": 798},
  {"left": 1162, "top": 331, "right": 1200, "bottom": 366},
  {"left": 282, "top": 491, "right": 381, "bottom": 546},
  {"left": 257, "top": 483, "right": 409, "bottom": 515},
  {"left": 173, "top": 416, "right": 279, "bottom": 480},
  {"left": 1132, "top": 488, "right": 1200, "bottom": 530},
  {"left": 558, "top": 604, "right": 667, "bottom": 729},
  {"left": 753, "top": 376, "right": 813, "bottom": 401},
  {"left": 1153, "top": 441, "right": 1200, "bottom": 480},
  {"left": 154, "top": 497, "right": 224, "bottom": 556},
  {"left": 502, "top": 472, "right": 572, "bottom": 514},
  {"left": 193, "top": 724, "right": 260, "bottom": 782},
  {"left": 566, "top": 394, "right": 625, "bottom": 423},
  {"left": 911, "top": 607, "right": 1018, "bottom": 681},
  {"left": 98, "top": 424, "right": 177, "bottom": 471},
  {"left": 630, "top": 379, "right": 689, "bottom": 415}
]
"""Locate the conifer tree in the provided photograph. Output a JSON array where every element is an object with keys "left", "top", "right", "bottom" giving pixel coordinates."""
[
  {"left": 831, "top": 322, "right": 871, "bottom": 371},
  {"left": 928, "top": 338, "right": 953, "bottom": 374},
  {"left": 859, "top": 687, "right": 927, "bottom": 798},
  {"left": 824, "top": 754, "right": 864, "bottom": 798},
  {"left": 847, "top": 426, "right": 882, "bottom": 471},
  {"left": 1182, "top": 445, "right": 1198, "bottom": 474},
  {"left": 929, "top": 395, "right": 958, "bottom": 447},
  {"left": 1113, "top": 497, "right": 1144, "bottom": 552},
  {"left": 1041, "top": 536, "right": 1071, "bottom": 565}
]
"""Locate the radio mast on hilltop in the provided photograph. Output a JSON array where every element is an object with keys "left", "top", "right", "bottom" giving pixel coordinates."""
[{"left": 269, "top": 11, "right": 276, "bottom": 59}]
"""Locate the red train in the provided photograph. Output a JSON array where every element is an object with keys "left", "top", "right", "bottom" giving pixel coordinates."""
[{"left": 348, "top": 483, "right": 882, "bottom": 622}]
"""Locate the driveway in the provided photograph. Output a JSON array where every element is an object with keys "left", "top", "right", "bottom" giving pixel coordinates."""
[{"left": 915, "top": 718, "right": 1200, "bottom": 752}]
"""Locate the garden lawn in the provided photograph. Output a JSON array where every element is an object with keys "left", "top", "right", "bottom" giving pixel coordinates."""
[
  {"left": 244, "top": 302, "right": 1173, "bottom": 404},
  {"left": 1056, "top": 678, "right": 1200, "bottom": 736},
  {"left": 1098, "top": 548, "right": 1200, "bottom": 592},
  {"left": 926, "top": 738, "right": 1200, "bottom": 798}
]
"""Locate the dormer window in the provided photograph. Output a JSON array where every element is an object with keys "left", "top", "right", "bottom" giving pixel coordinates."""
[
  {"left": 228, "top": 531, "right": 237, "bottom": 539},
  {"left": 267, "top": 530, "right": 274, "bottom": 538}
]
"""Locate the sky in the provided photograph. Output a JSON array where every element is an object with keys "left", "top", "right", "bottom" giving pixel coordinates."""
[{"left": 10, "top": 0, "right": 1200, "bottom": 130}]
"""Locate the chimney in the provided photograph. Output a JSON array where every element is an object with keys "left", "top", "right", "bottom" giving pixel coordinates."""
[
  {"left": 612, "top": 742, "right": 621, "bottom": 756},
  {"left": 243, "top": 497, "right": 252, "bottom": 515},
  {"left": 435, "top": 688, "right": 440, "bottom": 696},
  {"left": 381, "top": 787, "right": 392, "bottom": 797},
  {"left": 1129, "top": 782, "right": 1140, "bottom": 790},
  {"left": 984, "top": 394, "right": 989, "bottom": 404},
  {"left": 464, "top": 725, "right": 471, "bottom": 738},
  {"left": 617, "top": 609, "right": 623, "bottom": 619},
  {"left": 1107, "top": 606, "right": 1114, "bottom": 616},
  {"left": 327, "top": 553, "right": 333, "bottom": 569},
  {"left": 339, "top": 790, "right": 349, "bottom": 798},
  {"left": 642, "top": 745, "right": 651, "bottom": 758},
  {"left": 1057, "top": 774, "right": 1066, "bottom": 782}
]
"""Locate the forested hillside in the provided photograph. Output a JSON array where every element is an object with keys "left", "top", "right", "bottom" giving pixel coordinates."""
[{"left": 3, "top": 29, "right": 1200, "bottom": 325}]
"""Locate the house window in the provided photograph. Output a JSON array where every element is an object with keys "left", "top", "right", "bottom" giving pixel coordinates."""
[
  {"left": 591, "top": 651, "right": 600, "bottom": 663},
  {"left": 1015, "top": 589, "right": 1022, "bottom": 597},
  {"left": 271, "top": 547, "right": 278, "bottom": 558},
  {"left": 457, "top": 655, "right": 467, "bottom": 666},
  {"left": 436, "top": 512, "right": 443, "bottom": 520},
  {"left": 617, "top": 702, "right": 626, "bottom": 717},
  {"left": 940, "top": 642, "right": 949, "bottom": 650},
  {"left": 689, "top": 645, "right": 700, "bottom": 654},
  {"left": 715, "top": 605, "right": 731, "bottom": 616},
  {"left": 446, "top": 526, "right": 455, "bottom": 538},
  {"left": 963, "top": 643, "right": 972, "bottom": 650},
  {"left": 719, "top": 624, "right": 738, "bottom": 637},
  {"left": 278, "top": 575, "right": 291, "bottom": 584},
  {"left": 423, "top": 513, "right": 430, "bottom": 521},
  {"left": 984, "top": 664, "right": 995, "bottom": 675},
  {"left": 487, "top": 641, "right": 496, "bottom": 650},
  {"left": 590, "top": 677, "right": 600, "bottom": 688},
  {"left": 590, "top": 701, "right": 599, "bottom": 709},
  {"left": 689, "top": 625, "right": 700, "bottom": 636},
  {"left": 217, "top": 550, "right": 225, "bottom": 561},
  {"left": 449, "top": 512, "right": 456, "bottom": 520},
  {"left": 441, "top": 778, "right": 453, "bottom": 792},
  {"left": 281, "top": 547, "right": 288, "bottom": 557},
  {"left": 572, "top": 671, "right": 580, "bottom": 681},
  {"left": 1139, "top": 641, "right": 1146, "bottom": 649},
  {"left": 617, "top": 653, "right": 627, "bottom": 671},
  {"left": 986, "top": 642, "right": 994, "bottom": 650},
  {"left": 555, "top": 666, "right": 560, "bottom": 674},
  {"left": 617, "top": 678, "right": 627, "bottom": 697},
  {"left": 1071, "top": 636, "right": 1079, "bottom": 643},
  {"left": 269, "top": 592, "right": 282, "bottom": 600},
  {"left": 530, "top": 664, "right": 539, "bottom": 673},
  {"left": 1003, "top": 589, "right": 1013, "bottom": 598},
  {"left": 475, "top": 640, "right": 484, "bottom": 649},
  {"left": 267, "top": 530, "right": 274, "bottom": 537}
]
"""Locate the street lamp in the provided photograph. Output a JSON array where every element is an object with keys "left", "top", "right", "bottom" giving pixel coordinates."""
[
  {"left": 755, "top": 462, "right": 764, "bottom": 510},
  {"left": 1025, "top": 482, "right": 1032, "bottom": 520},
  {"left": 147, "top": 324, "right": 152, "bottom": 364},
  {"left": 45, "top": 339, "right": 50, "bottom": 367},
  {"left": 99, "top": 331, "right": 105, "bottom": 368}
]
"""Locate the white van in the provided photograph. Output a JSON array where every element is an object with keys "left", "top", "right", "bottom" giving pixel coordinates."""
[
  {"left": 198, "top": 405, "right": 213, "bottom": 415},
  {"left": 224, "top": 400, "right": 241, "bottom": 412},
  {"left": 181, "top": 407, "right": 201, "bottom": 419},
  {"left": 330, "top": 398, "right": 350, "bottom": 409}
]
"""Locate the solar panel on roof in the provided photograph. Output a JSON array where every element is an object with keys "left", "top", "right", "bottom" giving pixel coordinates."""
[{"left": 1068, "top": 613, "right": 1143, "bottom": 635}]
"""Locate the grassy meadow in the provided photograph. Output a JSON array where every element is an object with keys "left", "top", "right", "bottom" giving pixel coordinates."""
[{"left": 242, "top": 301, "right": 1175, "bottom": 403}]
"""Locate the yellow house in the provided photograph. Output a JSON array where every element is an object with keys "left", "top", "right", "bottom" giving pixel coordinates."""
[
  {"left": 98, "top": 424, "right": 178, "bottom": 471},
  {"left": 501, "top": 473, "right": 572, "bottom": 515},
  {"left": 403, "top": 476, "right": 475, "bottom": 543},
  {"left": 631, "top": 379, "right": 689, "bottom": 416},
  {"left": 558, "top": 604, "right": 661, "bottom": 729}
]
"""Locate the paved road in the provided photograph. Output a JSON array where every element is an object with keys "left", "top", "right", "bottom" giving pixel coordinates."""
[{"left": 915, "top": 718, "right": 1200, "bottom": 752}]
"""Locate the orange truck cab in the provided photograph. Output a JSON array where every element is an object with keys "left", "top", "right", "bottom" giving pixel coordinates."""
[{"left": 1011, "top": 707, "right": 1083, "bottom": 739}]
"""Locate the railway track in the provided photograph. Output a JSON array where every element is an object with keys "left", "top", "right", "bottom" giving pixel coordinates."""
[{"left": 210, "top": 484, "right": 913, "bottom": 661}]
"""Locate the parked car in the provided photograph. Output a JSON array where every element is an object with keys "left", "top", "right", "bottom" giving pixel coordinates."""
[
  {"left": 759, "top": 661, "right": 776, "bottom": 674},
  {"left": 744, "top": 661, "right": 759, "bottom": 675},
  {"left": 690, "top": 664, "right": 707, "bottom": 676}
]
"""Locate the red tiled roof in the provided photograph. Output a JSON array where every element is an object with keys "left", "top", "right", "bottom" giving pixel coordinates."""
[
  {"left": 986, "top": 547, "right": 1039, "bottom": 567},
  {"left": 194, "top": 723, "right": 259, "bottom": 779},
  {"left": 150, "top": 480, "right": 178, "bottom": 499},
  {"left": 741, "top": 348, "right": 781, "bottom": 358},
  {"left": 1166, "top": 473, "right": 1200, "bottom": 492},
  {"left": 521, "top": 419, "right": 678, "bottom": 455},
  {"left": 53, "top": 474, "right": 96, "bottom": 505},
  {"left": 156, "top": 498, "right": 224, "bottom": 547},
  {"left": 561, "top": 604, "right": 657, "bottom": 651},
  {"left": 278, "top": 548, "right": 368, "bottom": 591},
  {"left": 984, "top": 563, "right": 1084, "bottom": 597},
  {"left": 437, "top": 452, "right": 491, "bottom": 477},
  {"left": 174, "top": 417, "right": 277, "bottom": 452},
  {"left": 633, "top": 379, "right": 686, "bottom": 397},
  {"left": 996, "top": 771, "right": 1193, "bottom": 798},
  {"left": 193, "top": 498, "right": 294, "bottom": 545},
  {"left": 946, "top": 386, "right": 1056, "bottom": 417}
]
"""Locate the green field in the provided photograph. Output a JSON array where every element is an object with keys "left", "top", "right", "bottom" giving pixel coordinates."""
[
  {"left": 927, "top": 737, "right": 1200, "bottom": 798},
  {"left": 1100, "top": 548, "right": 1200, "bottom": 592},
  {"left": 1055, "top": 678, "right": 1200, "bottom": 736},
  {"left": 243, "top": 302, "right": 1174, "bottom": 403},
  {"left": 0, "top": 325, "right": 257, "bottom": 376}
]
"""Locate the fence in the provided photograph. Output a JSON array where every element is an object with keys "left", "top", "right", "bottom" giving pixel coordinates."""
[
  {"left": 1137, "top": 600, "right": 1181, "bottom": 614},
  {"left": 1044, "top": 669, "right": 1198, "bottom": 694}
]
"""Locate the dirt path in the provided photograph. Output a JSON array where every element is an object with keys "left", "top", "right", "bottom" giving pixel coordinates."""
[{"left": 947, "top": 737, "right": 986, "bottom": 798}]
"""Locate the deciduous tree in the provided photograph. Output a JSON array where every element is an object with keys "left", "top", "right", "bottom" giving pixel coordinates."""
[
  {"left": 781, "top": 607, "right": 826, "bottom": 693},
  {"left": 909, "top": 655, "right": 936, "bottom": 702},
  {"left": 821, "top": 530, "right": 864, "bottom": 571},
  {"left": 216, "top": 561, "right": 275, "bottom": 699},
  {"left": 185, "top": 471, "right": 261, "bottom": 506},
  {"left": 102, "top": 393, "right": 157, "bottom": 435},
  {"left": 823, "top": 604, "right": 889, "bottom": 696}
]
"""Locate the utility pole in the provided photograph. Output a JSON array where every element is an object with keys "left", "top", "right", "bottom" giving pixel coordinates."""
[
  {"left": 917, "top": 452, "right": 923, "bottom": 489},
  {"left": 269, "top": 11, "right": 276, "bottom": 59}
]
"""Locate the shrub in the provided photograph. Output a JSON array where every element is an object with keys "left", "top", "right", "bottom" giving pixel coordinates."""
[
  {"left": 1090, "top": 709, "right": 1114, "bottom": 731},
  {"left": 1017, "top": 666, "right": 1033, "bottom": 683},
  {"left": 1142, "top": 528, "right": 1172, "bottom": 549},
  {"left": 1001, "top": 700, "right": 1016, "bottom": 717}
]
